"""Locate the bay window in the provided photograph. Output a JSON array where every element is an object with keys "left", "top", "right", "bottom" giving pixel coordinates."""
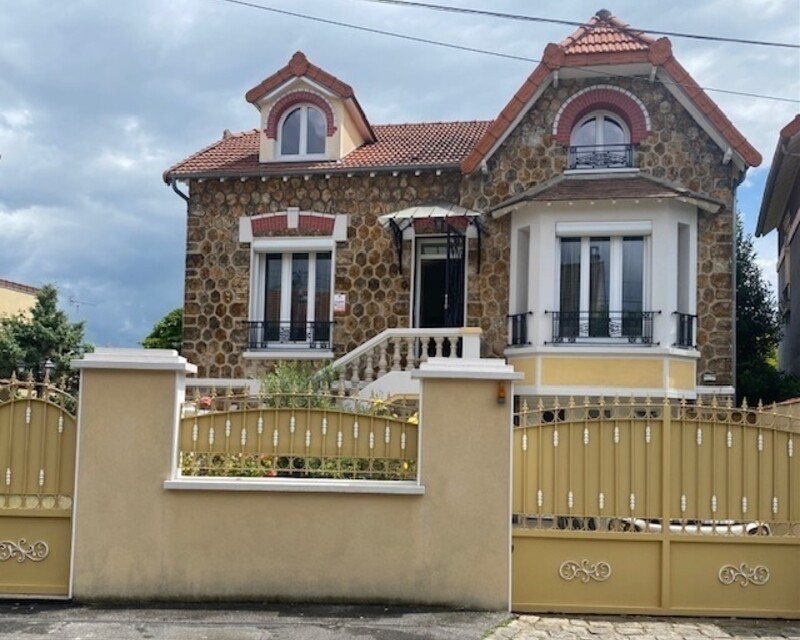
[{"left": 555, "top": 235, "right": 650, "bottom": 343}]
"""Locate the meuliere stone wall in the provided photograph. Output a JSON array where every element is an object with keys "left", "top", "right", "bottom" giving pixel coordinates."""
[
  {"left": 459, "top": 77, "right": 741, "bottom": 386},
  {"left": 183, "top": 171, "right": 512, "bottom": 378}
]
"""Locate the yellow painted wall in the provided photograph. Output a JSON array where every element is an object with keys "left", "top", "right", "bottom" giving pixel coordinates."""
[
  {"left": 0, "top": 287, "right": 36, "bottom": 317},
  {"left": 540, "top": 357, "right": 663, "bottom": 388},
  {"left": 72, "top": 369, "right": 510, "bottom": 608},
  {"left": 668, "top": 359, "right": 696, "bottom": 391}
]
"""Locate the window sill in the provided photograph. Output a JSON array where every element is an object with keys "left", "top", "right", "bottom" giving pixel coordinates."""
[
  {"left": 563, "top": 167, "right": 639, "bottom": 176},
  {"left": 243, "top": 350, "right": 334, "bottom": 360},
  {"left": 272, "top": 154, "right": 331, "bottom": 163},
  {"left": 164, "top": 478, "right": 425, "bottom": 495}
]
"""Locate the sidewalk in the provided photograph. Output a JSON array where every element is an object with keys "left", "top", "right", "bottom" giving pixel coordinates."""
[
  {"left": 488, "top": 614, "right": 800, "bottom": 640},
  {"left": 1, "top": 602, "right": 798, "bottom": 639}
]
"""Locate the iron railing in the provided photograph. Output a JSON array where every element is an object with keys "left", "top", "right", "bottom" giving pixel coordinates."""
[
  {"left": 568, "top": 143, "right": 634, "bottom": 170},
  {"left": 548, "top": 310, "right": 657, "bottom": 344},
  {"left": 245, "top": 320, "right": 334, "bottom": 350},
  {"left": 674, "top": 312, "right": 696, "bottom": 348},
  {"left": 508, "top": 311, "right": 533, "bottom": 347},
  {"left": 179, "top": 389, "right": 418, "bottom": 481}
]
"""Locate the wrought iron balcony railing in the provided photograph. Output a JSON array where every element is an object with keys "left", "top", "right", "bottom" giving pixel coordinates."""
[
  {"left": 548, "top": 310, "right": 657, "bottom": 344},
  {"left": 245, "top": 320, "right": 334, "bottom": 350},
  {"left": 508, "top": 311, "right": 532, "bottom": 347},
  {"left": 674, "top": 312, "right": 696, "bottom": 349},
  {"left": 568, "top": 143, "right": 634, "bottom": 170}
]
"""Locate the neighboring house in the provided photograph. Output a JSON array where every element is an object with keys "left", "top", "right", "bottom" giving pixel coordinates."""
[
  {"left": 0, "top": 278, "right": 38, "bottom": 318},
  {"left": 165, "top": 9, "right": 760, "bottom": 401},
  {"left": 756, "top": 115, "right": 800, "bottom": 375}
]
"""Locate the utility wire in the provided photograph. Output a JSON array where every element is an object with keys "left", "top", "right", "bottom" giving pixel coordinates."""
[
  {"left": 340, "top": 0, "right": 800, "bottom": 50},
  {"left": 213, "top": 0, "right": 800, "bottom": 104}
]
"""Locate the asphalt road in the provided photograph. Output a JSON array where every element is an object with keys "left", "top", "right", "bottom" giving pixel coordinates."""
[
  {"left": 0, "top": 602, "right": 508, "bottom": 640},
  {"left": 1, "top": 602, "right": 798, "bottom": 639}
]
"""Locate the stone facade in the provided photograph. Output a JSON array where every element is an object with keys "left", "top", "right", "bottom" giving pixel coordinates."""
[
  {"left": 183, "top": 172, "right": 512, "bottom": 378},
  {"left": 183, "top": 76, "right": 740, "bottom": 386},
  {"left": 459, "top": 77, "right": 739, "bottom": 386}
]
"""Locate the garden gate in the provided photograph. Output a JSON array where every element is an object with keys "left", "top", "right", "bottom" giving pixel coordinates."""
[
  {"left": 0, "top": 376, "right": 77, "bottom": 598},
  {"left": 512, "top": 396, "right": 799, "bottom": 618}
]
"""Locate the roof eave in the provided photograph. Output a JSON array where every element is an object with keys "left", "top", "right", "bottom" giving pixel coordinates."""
[
  {"left": 756, "top": 118, "right": 800, "bottom": 237},
  {"left": 165, "top": 162, "right": 464, "bottom": 183}
]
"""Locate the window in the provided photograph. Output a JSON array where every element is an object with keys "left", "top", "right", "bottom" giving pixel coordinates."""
[
  {"left": 569, "top": 111, "right": 632, "bottom": 170},
  {"left": 250, "top": 251, "right": 332, "bottom": 350},
  {"left": 556, "top": 236, "right": 651, "bottom": 342},
  {"left": 279, "top": 105, "right": 326, "bottom": 158}
]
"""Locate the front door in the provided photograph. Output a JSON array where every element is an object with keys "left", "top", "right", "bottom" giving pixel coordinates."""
[{"left": 415, "top": 233, "right": 465, "bottom": 328}]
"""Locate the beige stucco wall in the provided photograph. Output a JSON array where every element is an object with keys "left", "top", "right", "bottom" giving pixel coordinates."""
[
  {"left": 71, "top": 365, "right": 510, "bottom": 608},
  {"left": 0, "top": 287, "right": 36, "bottom": 317}
]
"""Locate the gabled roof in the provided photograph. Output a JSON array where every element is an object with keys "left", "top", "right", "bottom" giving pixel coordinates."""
[
  {"left": 559, "top": 9, "right": 655, "bottom": 55},
  {"left": 164, "top": 121, "right": 492, "bottom": 181},
  {"left": 756, "top": 115, "right": 800, "bottom": 236},
  {"left": 245, "top": 51, "right": 376, "bottom": 143},
  {"left": 490, "top": 172, "right": 725, "bottom": 217},
  {"left": 461, "top": 9, "right": 761, "bottom": 173}
]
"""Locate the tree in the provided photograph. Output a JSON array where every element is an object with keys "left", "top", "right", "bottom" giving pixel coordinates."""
[
  {"left": 0, "top": 284, "right": 91, "bottom": 384},
  {"left": 735, "top": 216, "right": 800, "bottom": 404},
  {"left": 142, "top": 307, "right": 183, "bottom": 352}
]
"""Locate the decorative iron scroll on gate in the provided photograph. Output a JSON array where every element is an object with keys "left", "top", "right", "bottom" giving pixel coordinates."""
[
  {"left": 511, "top": 396, "right": 800, "bottom": 618},
  {"left": 0, "top": 374, "right": 77, "bottom": 598}
]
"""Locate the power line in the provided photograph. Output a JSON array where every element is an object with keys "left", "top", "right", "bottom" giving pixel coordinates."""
[
  {"left": 341, "top": 0, "right": 800, "bottom": 50},
  {"left": 212, "top": 0, "right": 800, "bottom": 104}
]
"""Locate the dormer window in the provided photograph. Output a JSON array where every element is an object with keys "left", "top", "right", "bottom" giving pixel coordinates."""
[
  {"left": 279, "top": 105, "right": 326, "bottom": 158},
  {"left": 569, "top": 111, "right": 633, "bottom": 170}
]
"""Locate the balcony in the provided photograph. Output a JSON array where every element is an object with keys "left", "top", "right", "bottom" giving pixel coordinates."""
[
  {"left": 548, "top": 310, "right": 657, "bottom": 345},
  {"left": 508, "top": 311, "right": 532, "bottom": 347},
  {"left": 245, "top": 320, "right": 334, "bottom": 350},
  {"left": 568, "top": 143, "right": 634, "bottom": 170},
  {"left": 674, "top": 312, "right": 696, "bottom": 349}
]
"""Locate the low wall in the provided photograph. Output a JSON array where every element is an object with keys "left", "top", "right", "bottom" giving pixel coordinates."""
[{"left": 70, "top": 349, "right": 518, "bottom": 609}]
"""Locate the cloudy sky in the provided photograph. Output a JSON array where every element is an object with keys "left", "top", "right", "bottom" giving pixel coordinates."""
[{"left": 0, "top": 0, "right": 798, "bottom": 347}]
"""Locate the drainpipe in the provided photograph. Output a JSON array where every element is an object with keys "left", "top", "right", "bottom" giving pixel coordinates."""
[{"left": 168, "top": 178, "right": 189, "bottom": 203}]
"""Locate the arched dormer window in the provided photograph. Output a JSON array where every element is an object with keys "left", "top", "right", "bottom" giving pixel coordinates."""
[
  {"left": 569, "top": 111, "right": 632, "bottom": 170},
  {"left": 279, "top": 105, "right": 326, "bottom": 158}
]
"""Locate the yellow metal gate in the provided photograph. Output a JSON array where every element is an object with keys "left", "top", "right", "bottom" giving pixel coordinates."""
[
  {"left": 0, "top": 376, "right": 77, "bottom": 598},
  {"left": 512, "top": 397, "right": 800, "bottom": 618}
]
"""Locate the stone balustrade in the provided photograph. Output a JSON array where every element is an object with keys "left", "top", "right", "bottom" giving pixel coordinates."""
[{"left": 331, "top": 327, "right": 482, "bottom": 394}]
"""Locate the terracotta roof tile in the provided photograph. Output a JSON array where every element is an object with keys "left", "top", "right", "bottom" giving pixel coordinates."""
[
  {"left": 165, "top": 121, "right": 492, "bottom": 180},
  {"left": 559, "top": 11, "right": 655, "bottom": 55},
  {"left": 245, "top": 51, "right": 355, "bottom": 103},
  {"left": 491, "top": 174, "right": 725, "bottom": 215},
  {"left": 0, "top": 278, "right": 39, "bottom": 296}
]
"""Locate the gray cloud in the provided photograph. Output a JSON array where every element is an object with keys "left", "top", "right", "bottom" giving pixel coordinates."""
[{"left": 0, "top": 0, "right": 796, "bottom": 345}]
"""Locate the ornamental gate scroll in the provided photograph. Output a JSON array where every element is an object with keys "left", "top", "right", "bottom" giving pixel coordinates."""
[
  {"left": 511, "top": 397, "right": 800, "bottom": 618},
  {"left": 0, "top": 376, "right": 77, "bottom": 598}
]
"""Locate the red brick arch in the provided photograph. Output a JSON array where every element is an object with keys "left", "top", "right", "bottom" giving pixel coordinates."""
[
  {"left": 264, "top": 90, "right": 337, "bottom": 140},
  {"left": 554, "top": 87, "right": 650, "bottom": 145}
]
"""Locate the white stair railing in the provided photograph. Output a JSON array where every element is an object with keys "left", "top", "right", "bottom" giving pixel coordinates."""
[{"left": 331, "top": 327, "right": 482, "bottom": 394}]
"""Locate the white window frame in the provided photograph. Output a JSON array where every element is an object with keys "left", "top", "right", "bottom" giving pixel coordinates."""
[
  {"left": 248, "top": 238, "right": 335, "bottom": 356},
  {"left": 570, "top": 110, "right": 631, "bottom": 146},
  {"left": 277, "top": 105, "right": 327, "bottom": 160},
  {"left": 555, "top": 222, "right": 651, "bottom": 340}
]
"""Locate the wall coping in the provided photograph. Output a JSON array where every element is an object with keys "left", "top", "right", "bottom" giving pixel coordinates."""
[
  {"left": 72, "top": 348, "right": 197, "bottom": 373},
  {"left": 412, "top": 357, "right": 523, "bottom": 381},
  {"left": 164, "top": 478, "right": 425, "bottom": 494}
]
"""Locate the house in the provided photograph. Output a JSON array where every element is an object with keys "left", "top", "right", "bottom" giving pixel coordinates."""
[
  {"left": 756, "top": 115, "right": 800, "bottom": 375},
  {"left": 164, "top": 9, "right": 760, "bottom": 401},
  {"left": 0, "top": 278, "right": 38, "bottom": 318}
]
